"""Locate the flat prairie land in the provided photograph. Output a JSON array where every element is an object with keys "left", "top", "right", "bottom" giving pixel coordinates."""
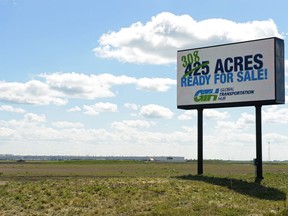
[{"left": 0, "top": 160, "right": 287, "bottom": 215}]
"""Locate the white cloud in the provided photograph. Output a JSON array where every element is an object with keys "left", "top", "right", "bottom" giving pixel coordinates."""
[
  {"left": 83, "top": 102, "right": 118, "bottom": 115},
  {"left": 178, "top": 110, "right": 196, "bottom": 120},
  {"left": 0, "top": 115, "right": 195, "bottom": 157},
  {"left": 94, "top": 12, "right": 281, "bottom": 65},
  {"left": 136, "top": 78, "right": 176, "bottom": 92},
  {"left": 0, "top": 80, "right": 67, "bottom": 106},
  {"left": 214, "top": 106, "right": 288, "bottom": 134},
  {"left": 139, "top": 104, "right": 174, "bottom": 119},
  {"left": 178, "top": 109, "right": 229, "bottom": 121},
  {"left": 67, "top": 106, "right": 82, "bottom": 112},
  {"left": 0, "top": 72, "right": 135, "bottom": 106},
  {"left": 52, "top": 121, "right": 84, "bottom": 128},
  {"left": 0, "top": 73, "right": 176, "bottom": 106},
  {"left": 181, "top": 126, "right": 196, "bottom": 133},
  {"left": 204, "top": 109, "right": 229, "bottom": 120},
  {"left": 216, "top": 112, "right": 254, "bottom": 130},
  {"left": 263, "top": 106, "right": 288, "bottom": 124},
  {"left": 0, "top": 127, "right": 16, "bottom": 137},
  {"left": 216, "top": 120, "right": 238, "bottom": 130},
  {"left": 1, "top": 112, "right": 288, "bottom": 160},
  {"left": 24, "top": 113, "right": 46, "bottom": 123},
  {"left": 124, "top": 103, "right": 139, "bottom": 111},
  {"left": 237, "top": 112, "right": 255, "bottom": 125},
  {"left": 0, "top": 105, "right": 26, "bottom": 113},
  {"left": 0, "top": 117, "right": 113, "bottom": 145},
  {"left": 41, "top": 73, "right": 175, "bottom": 97},
  {"left": 264, "top": 133, "right": 288, "bottom": 144},
  {"left": 111, "top": 120, "right": 153, "bottom": 131},
  {"left": 40, "top": 72, "right": 137, "bottom": 99}
]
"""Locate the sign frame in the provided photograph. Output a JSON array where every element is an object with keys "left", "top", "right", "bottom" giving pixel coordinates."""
[{"left": 177, "top": 37, "right": 285, "bottom": 110}]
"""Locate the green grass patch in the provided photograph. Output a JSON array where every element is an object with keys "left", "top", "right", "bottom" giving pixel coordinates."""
[
  {"left": 0, "top": 174, "right": 287, "bottom": 215},
  {"left": 0, "top": 161, "right": 287, "bottom": 215}
]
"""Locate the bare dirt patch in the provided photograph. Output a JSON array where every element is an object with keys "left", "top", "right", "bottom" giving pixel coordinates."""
[{"left": 0, "top": 181, "right": 8, "bottom": 186}]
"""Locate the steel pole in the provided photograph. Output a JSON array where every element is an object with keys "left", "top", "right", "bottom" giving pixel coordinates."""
[
  {"left": 197, "top": 108, "right": 203, "bottom": 175},
  {"left": 255, "top": 105, "right": 263, "bottom": 182}
]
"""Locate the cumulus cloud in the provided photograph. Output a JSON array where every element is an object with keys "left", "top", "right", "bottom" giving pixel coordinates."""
[
  {"left": 178, "top": 109, "right": 229, "bottom": 121},
  {"left": 0, "top": 116, "right": 113, "bottom": 144},
  {"left": 215, "top": 106, "right": 288, "bottom": 132},
  {"left": 237, "top": 112, "right": 255, "bottom": 125},
  {"left": 216, "top": 112, "right": 254, "bottom": 130},
  {"left": 178, "top": 110, "right": 196, "bottom": 120},
  {"left": 124, "top": 103, "right": 139, "bottom": 111},
  {"left": 136, "top": 78, "right": 176, "bottom": 92},
  {"left": 139, "top": 104, "right": 174, "bottom": 119},
  {"left": 264, "top": 133, "right": 288, "bottom": 144},
  {"left": 1, "top": 111, "right": 288, "bottom": 160},
  {"left": 42, "top": 73, "right": 175, "bottom": 95},
  {"left": 111, "top": 120, "right": 153, "bottom": 131},
  {"left": 0, "top": 127, "right": 15, "bottom": 137},
  {"left": 52, "top": 121, "right": 84, "bottom": 128},
  {"left": 67, "top": 106, "right": 82, "bottom": 112},
  {"left": 0, "top": 80, "right": 67, "bottom": 105},
  {"left": 24, "top": 113, "right": 46, "bottom": 123},
  {"left": 40, "top": 73, "right": 174, "bottom": 97},
  {"left": 263, "top": 106, "right": 288, "bottom": 124},
  {"left": 40, "top": 72, "right": 136, "bottom": 99},
  {"left": 94, "top": 12, "right": 281, "bottom": 65},
  {"left": 68, "top": 103, "right": 145, "bottom": 116},
  {"left": 0, "top": 105, "right": 26, "bottom": 113},
  {"left": 204, "top": 109, "right": 230, "bottom": 120},
  {"left": 0, "top": 72, "right": 175, "bottom": 106},
  {"left": 83, "top": 102, "right": 118, "bottom": 115}
]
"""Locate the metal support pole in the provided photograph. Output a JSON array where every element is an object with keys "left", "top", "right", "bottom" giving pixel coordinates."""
[
  {"left": 197, "top": 108, "right": 203, "bottom": 175},
  {"left": 255, "top": 105, "right": 263, "bottom": 182}
]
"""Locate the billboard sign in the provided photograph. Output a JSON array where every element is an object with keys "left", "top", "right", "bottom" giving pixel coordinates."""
[{"left": 177, "top": 37, "right": 285, "bottom": 109}]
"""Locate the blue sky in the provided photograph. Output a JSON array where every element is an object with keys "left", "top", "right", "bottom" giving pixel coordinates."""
[{"left": 0, "top": 0, "right": 287, "bottom": 160}]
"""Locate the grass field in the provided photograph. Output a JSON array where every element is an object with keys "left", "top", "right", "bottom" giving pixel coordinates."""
[{"left": 0, "top": 160, "right": 287, "bottom": 215}]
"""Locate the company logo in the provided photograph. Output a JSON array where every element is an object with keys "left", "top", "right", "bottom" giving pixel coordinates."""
[{"left": 194, "top": 89, "right": 219, "bottom": 102}]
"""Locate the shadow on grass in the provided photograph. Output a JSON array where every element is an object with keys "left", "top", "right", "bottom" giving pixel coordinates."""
[{"left": 175, "top": 175, "right": 286, "bottom": 201}]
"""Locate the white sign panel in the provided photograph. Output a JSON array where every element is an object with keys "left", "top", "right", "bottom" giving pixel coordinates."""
[{"left": 177, "top": 37, "right": 285, "bottom": 109}]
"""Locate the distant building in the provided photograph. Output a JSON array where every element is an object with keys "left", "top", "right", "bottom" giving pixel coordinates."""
[{"left": 0, "top": 154, "right": 185, "bottom": 162}]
